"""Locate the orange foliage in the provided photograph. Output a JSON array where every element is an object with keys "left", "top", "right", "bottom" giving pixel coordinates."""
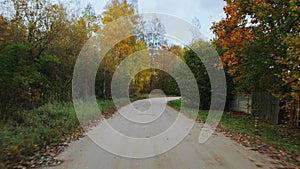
[{"left": 212, "top": 0, "right": 255, "bottom": 74}]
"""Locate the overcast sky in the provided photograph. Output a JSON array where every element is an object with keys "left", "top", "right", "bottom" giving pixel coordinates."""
[
  {"left": 1, "top": 0, "right": 226, "bottom": 40},
  {"left": 0, "top": 0, "right": 225, "bottom": 40},
  {"left": 70, "top": 0, "right": 226, "bottom": 40},
  {"left": 140, "top": 0, "right": 226, "bottom": 40}
]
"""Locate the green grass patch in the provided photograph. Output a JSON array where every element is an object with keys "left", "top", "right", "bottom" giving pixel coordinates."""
[
  {"left": 167, "top": 99, "right": 181, "bottom": 110},
  {"left": 0, "top": 96, "right": 152, "bottom": 168},
  {"left": 0, "top": 103, "right": 79, "bottom": 168},
  {"left": 0, "top": 100, "right": 116, "bottom": 168}
]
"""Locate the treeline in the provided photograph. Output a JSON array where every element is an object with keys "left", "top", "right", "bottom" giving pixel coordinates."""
[
  {"left": 0, "top": 1, "right": 212, "bottom": 165},
  {"left": 0, "top": 0, "right": 214, "bottom": 120},
  {"left": 0, "top": 0, "right": 93, "bottom": 117},
  {"left": 212, "top": 0, "right": 299, "bottom": 126}
]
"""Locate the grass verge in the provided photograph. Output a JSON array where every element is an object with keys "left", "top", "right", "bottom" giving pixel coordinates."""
[
  {"left": 0, "top": 95, "right": 153, "bottom": 169},
  {"left": 168, "top": 99, "right": 300, "bottom": 167},
  {"left": 0, "top": 100, "right": 115, "bottom": 169}
]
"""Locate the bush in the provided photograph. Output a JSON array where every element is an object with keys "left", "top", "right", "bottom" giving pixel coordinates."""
[{"left": 0, "top": 103, "right": 81, "bottom": 168}]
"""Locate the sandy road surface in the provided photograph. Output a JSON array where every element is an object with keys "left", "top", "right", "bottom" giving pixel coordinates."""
[{"left": 44, "top": 97, "right": 276, "bottom": 169}]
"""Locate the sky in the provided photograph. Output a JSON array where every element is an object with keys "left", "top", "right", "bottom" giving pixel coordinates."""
[
  {"left": 70, "top": 0, "right": 226, "bottom": 40},
  {"left": 0, "top": 0, "right": 226, "bottom": 40}
]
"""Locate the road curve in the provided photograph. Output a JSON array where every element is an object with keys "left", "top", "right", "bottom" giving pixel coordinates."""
[{"left": 44, "top": 97, "right": 276, "bottom": 169}]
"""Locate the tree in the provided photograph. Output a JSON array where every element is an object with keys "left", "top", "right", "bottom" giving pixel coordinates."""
[
  {"left": 82, "top": 3, "right": 100, "bottom": 36},
  {"left": 212, "top": 0, "right": 299, "bottom": 125},
  {"left": 151, "top": 45, "right": 183, "bottom": 95},
  {"left": 211, "top": 0, "right": 256, "bottom": 93},
  {"left": 0, "top": 0, "right": 93, "bottom": 114},
  {"left": 97, "top": 0, "right": 146, "bottom": 98},
  {"left": 142, "top": 16, "right": 168, "bottom": 91},
  {"left": 0, "top": 15, "right": 10, "bottom": 47},
  {"left": 211, "top": 0, "right": 295, "bottom": 92},
  {"left": 275, "top": 0, "right": 300, "bottom": 126}
]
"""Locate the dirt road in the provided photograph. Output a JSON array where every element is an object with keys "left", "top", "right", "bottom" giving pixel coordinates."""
[{"left": 45, "top": 98, "right": 276, "bottom": 169}]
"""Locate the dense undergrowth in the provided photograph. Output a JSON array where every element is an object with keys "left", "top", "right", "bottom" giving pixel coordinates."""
[{"left": 0, "top": 100, "right": 115, "bottom": 169}]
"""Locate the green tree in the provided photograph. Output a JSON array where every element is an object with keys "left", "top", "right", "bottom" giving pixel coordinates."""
[
  {"left": 177, "top": 40, "right": 216, "bottom": 109},
  {"left": 0, "top": 1, "right": 92, "bottom": 114},
  {"left": 212, "top": 0, "right": 299, "bottom": 125}
]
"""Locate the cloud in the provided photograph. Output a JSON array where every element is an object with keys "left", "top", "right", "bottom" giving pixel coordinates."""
[
  {"left": 139, "top": 0, "right": 226, "bottom": 40},
  {"left": 63, "top": 0, "right": 225, "bottom": 40}
]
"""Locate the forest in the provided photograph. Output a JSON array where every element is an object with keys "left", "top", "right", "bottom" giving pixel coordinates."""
[{"left": 0, "top": 0, "right": 299, "bottom": 168}]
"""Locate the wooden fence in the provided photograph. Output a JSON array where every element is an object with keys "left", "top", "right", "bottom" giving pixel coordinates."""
[
  {"left": 226, "top": 92, "right": 280, "bottom": 124},
  {"left": 226, "top": 93, "right": 252, "bottom": 114},
  {"left": 252, "top": 92, "right": 280, "bottom": 124}
]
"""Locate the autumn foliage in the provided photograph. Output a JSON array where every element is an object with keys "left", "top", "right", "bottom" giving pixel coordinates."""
[{"left": 212, "top": 0, "right": 300, "bottom": 126}]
